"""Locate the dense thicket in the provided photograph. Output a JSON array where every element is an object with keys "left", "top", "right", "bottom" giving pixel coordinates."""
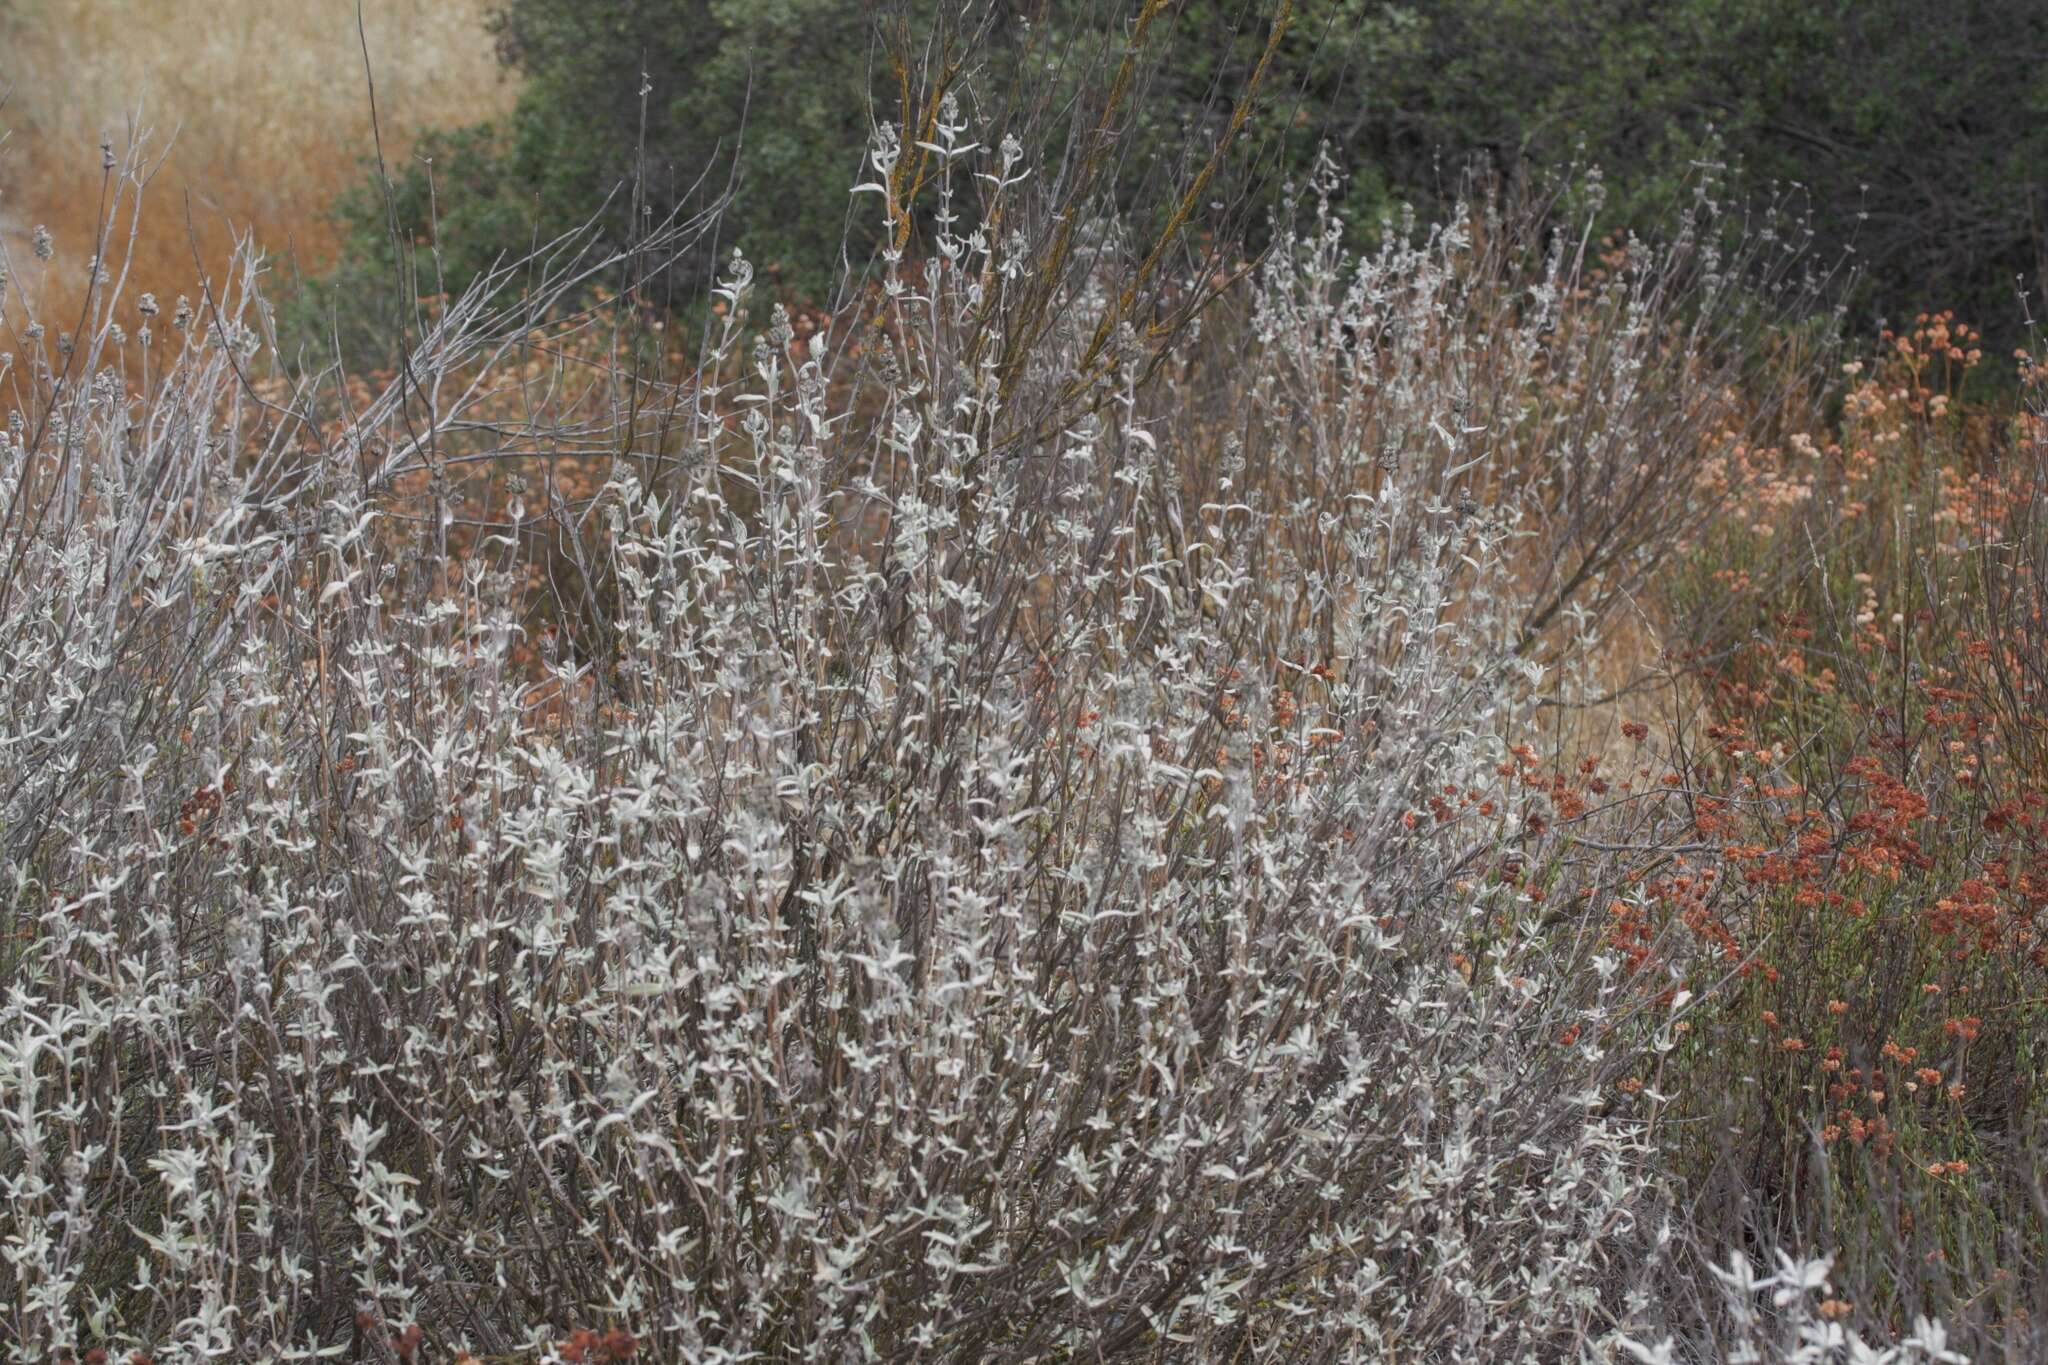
[
  {"left": 310, "top": 0, "right": 2047, "bottom": 354},
  {"left": 18, "top": 118, "right": 2045, "bottom": 1361}
]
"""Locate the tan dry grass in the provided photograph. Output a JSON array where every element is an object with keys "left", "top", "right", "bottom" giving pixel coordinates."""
[{"left": 0, "top": 0, "right": 513, "bottom": 310}]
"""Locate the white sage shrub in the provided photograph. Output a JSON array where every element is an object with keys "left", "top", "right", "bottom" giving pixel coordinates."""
[
  {"left": 1621, "top": 1249, "right": 1969, "bottom": 1364},
  {"left": 0, "top": 114, "right": 1840, "bottom": 1363}
]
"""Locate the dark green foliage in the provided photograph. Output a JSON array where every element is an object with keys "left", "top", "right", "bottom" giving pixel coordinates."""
[
  {"left": 283, "top": 124, "right": 539, "bottom": 363},
  {"left": 1183, "top": 0, "right": 2046, "bottom": 339},
  {"left": 311, "top": 0, "right": 2048, "bottom": 350},
  {"left": 294, "top": 0, "right": 897, "bottom": 361},
  {"left": 484, "top": 0, "right": 888, "bottom": 294}
]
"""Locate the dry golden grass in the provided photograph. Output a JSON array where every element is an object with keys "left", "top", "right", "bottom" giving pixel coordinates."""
[{"left": 0, "top": 0, "right": 514, "bottom": 312}]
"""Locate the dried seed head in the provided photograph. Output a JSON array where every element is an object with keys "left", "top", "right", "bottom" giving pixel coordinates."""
[
  {"left": 722, "top": 248, "right": 753, "bottom": 299},
  {"left": 1114, "top": 321, "right": 1144, "bottom": 375}
]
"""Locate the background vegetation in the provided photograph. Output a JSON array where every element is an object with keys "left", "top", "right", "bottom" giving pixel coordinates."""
[
  {"left": 9, "top": 1, "right": 2039, "bottom": 359},
  {"left": 286, "top": 0, "right": 2048, "bottom": 361},
  {"left": 0, "top": 0, "right": 511, "bottom": 317}
]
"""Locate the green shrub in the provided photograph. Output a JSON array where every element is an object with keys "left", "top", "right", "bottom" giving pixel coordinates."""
[{"left": 309, "top": 0, "right": 2048, "bottom": 362}]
